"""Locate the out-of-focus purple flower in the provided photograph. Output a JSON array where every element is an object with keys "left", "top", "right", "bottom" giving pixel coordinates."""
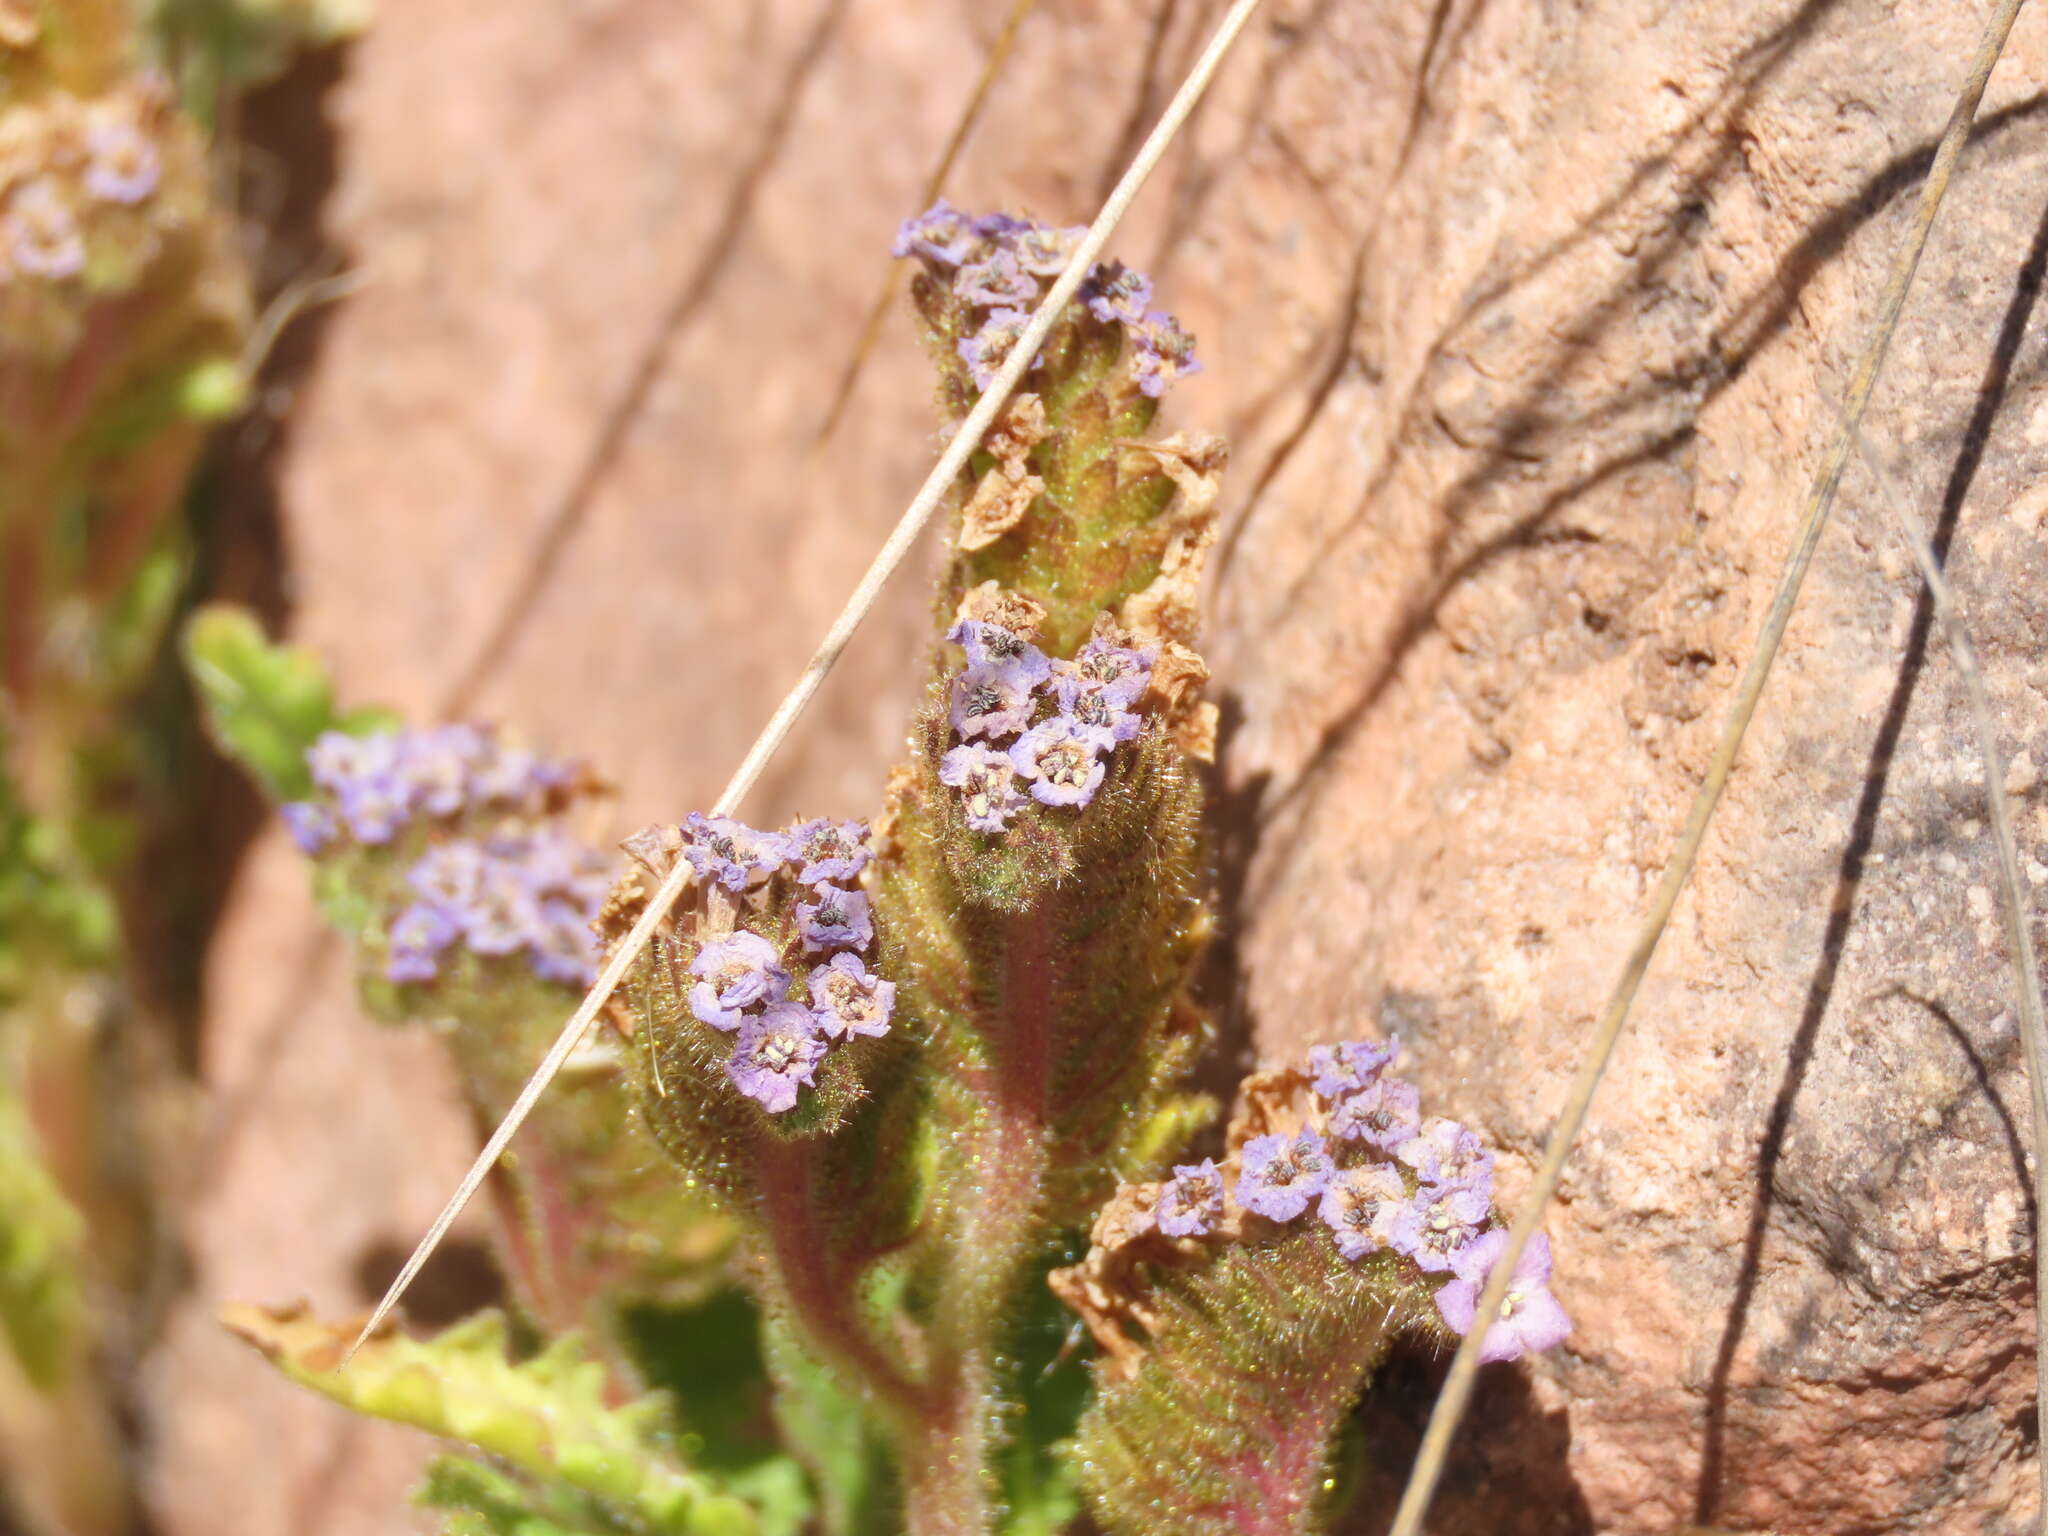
[
  {"left": 1081, "top": 260, "right": 1153, "bottom": 326},
  {"left": 511, "top": 827, "right": 610, "bottom": 909},
  {"left": 409, "top": 841, "right": 489, "bottom": 914},
  {"left": 82, "top": 116, "right": 161, "bottom": 205},
  {"left": 386, "top": 901, "right": 459, "bottom": 984},
  {"left": 948, "top": 664, "right": 1038, "bottom": 741},
  {"left": 1308, "top": 1038, "right": 1397, "bottom": 1100},
  {"left": 958, "top": 307, "right": 1033, "bottom": 391},
  {"left": 1235, "top": 1128, "right": 1333, "bottom": 1223},
  {"left": 1009, "top": 716, "right": 1109, "bottom": 808},
  {"left": 4, "top": 179, "right": 84, "bottom": 280},
  {"left": 1131, "top": 309, "right": 1203, "bottom": 398},
  {"left": 1395, "top": 1117, "right": 1495, "bottom": 1200},
  {"left": 688, "top": 929, "right": 789, "bottom": 1031},
  {"left": 469, "top": 745, "right": 561, "bottom": 806},
  {"left": 946, "top": 620, "right": 1051, "bottom": 685},
  {"left": 1155, "top": 1159, "right": 1225, "bottom": 1238},
  {"left": 955, "top": 247, "right": 1039, "bottom": 309},
  {"left": 306, "top": 730, "right": 367, "bottom": 793},
  {"left": 1434, "top": 1230, "right": 1572, "bottom": 1362},
  {"left": 787, "top": 819, "right": 872, "bottom": 887},
  {"left": 1389, "top": 1182, "right": 1490, "bottom": 1273},
  {"left": 682, "top": 813, "right": 791, "bottom": 892},
  {"left": 939, "top": 744, "right": 1028, "bottom": 833},
  {"left": 1317, "top": 1163, "right": 1407, "bottom": 1262},
  {"left": 893, "top": 198, "right": 982, "bottom": 266},
  {"left": 399, "top": 724, "right": 488, "bottom": 816},
  {"left": 727, "top": 1001, "right": 827, "bottom": 1113},
  {"left": 338, "top": 772, "right": 412, "bottom": 845},
  {"left": 1326, "top": 1075, "right": 1422, "bottom": 1151},
  {"left": 280, "top": 801, "right": 336, "bottom": 855},
  {"left": 461, "top": 865, "right": 543, "bottom": 956},
  {"left": 797, "top": 885, "right": 873, "bottom": 954},
  {"left": 1055, "top": 641, "right": 1153, "bottom": 709},
  {"left": 527, "top": 898, "right": 599, "bottom": 987},
  {"left": 973, "top": 210, "right": 1032, "bottom": 241},
  {"left": 807, "top": 951, "right": 895, "bottom": 1040},
  {"left": 1011, "top": 221, "right": 1086, "bottom": 277}
]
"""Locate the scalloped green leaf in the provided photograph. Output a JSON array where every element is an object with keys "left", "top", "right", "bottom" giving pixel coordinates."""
[
  {"left": 222, "top": 1304, "right": 770, "bottom": 1536},
  {"left": 181, "top": 604, "right": 341, "bottom": 800},
  {"left": 0, "top": 1093, "right": 86, "bottom": 1391}
]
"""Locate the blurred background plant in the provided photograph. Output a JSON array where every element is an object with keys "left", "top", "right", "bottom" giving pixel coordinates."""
[{"left": 0, "top": 0, "right": 364, "bottom": 1530}]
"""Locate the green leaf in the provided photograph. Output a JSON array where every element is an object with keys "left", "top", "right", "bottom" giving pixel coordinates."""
[
  {"left": 760, "top": 1314, "right": 897, "bottom": 1536},
  {"left": 0, "top": 1093, "right": 87, "bottom": 1392},
  {"left": 181, "top": 603, "right": 340, "bottom": 799},
  {"left": 223, "top": 1304, "right": 767, "bottom": 1536}
]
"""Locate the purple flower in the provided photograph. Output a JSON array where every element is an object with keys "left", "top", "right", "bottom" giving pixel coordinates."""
[
  {"left": 726, "top": 1002, "right": 827, "bottom": 1113},
  {"left": 82, "top": 117, "right": 161, "bottom": 205},
  {"left": 509, "top": 827, "right": 610, "bottom": 910},
  {"left": 1154, "top": 1159, "right": 1224, "bottom": 1238},
  {"left": 1395, "top": 1117, "right": 1495, "bottom": 1200},
  {"left": 955, "top": 247, "right": 1040, "bottom": 309},
  {"left": 386, "top": 902, "right": 459, "bottom": 985},
  {"left": 337, "top": 772, "right": 413, "bottom": 844},
  {"left": 688, "top": 929, "right": 789, "bottom": 1031},
  {"left": 460, "top": 865, "right": 544, "bottom": 956},
  {"left": 1326, "top": 1075, "right": 1422, "bottom": 1151},
  {"left": 682, "top": 813, "right": 791, "bottom": 892},
  {"left": 1010, "top": 221, "right": 1086, "bottom": 278},
  {"left": 807, "top": 952, "right": 895, "bottom": 1040},
  {"left": 948, "top": 664, "right": 1038, "bottom": 741},
  {"left": 938, "top": 744, "right": 1027, "bottom": 833},
  {"left": 1082, "top": 260, "right": 1153, "bottom": 326},
  {"left": 972, "top": 210, "right": 1032, "bottom": 241},
  {"left": 470, "top": 745, "right": 564, "bottom": 806},
  {"left": 1234, "top": 1129, "right": 1333, "bottom": 1223},
  {"left": 946, "top": 620, "right": 1050, "bottom": 685},
  {"left": 4, "top": 179, "right": 84, "bottom": 280},
  {"left": 306, "top": 729, "right": 370, "bottom": 793},
  {"left": 1008, "top": 717, "right": 1109, "bottom": 808},
  {"left": 797, "top": 885, "right": 873, "bottom": 954},
  {"left": 1317, "top": 1163, "right": 1408, "bottom": 1262},
  {"left": 1308, "top": 1038, "right": 1397, "bottom": 1100},
  {"left": 957, "top": 307, "right": 1033, "bottom": 391},
  {"left": 408, "top": 842, "right": 490, "bottom": 914},
  {"left": 280, "top": 801, "right": 336, "bottom": 855},
  {"left": 786, "top": 818, "right": 872, "bottom": 887},
  {"left": 399, "top": 725, "right": 488, "bottom": 816},
  {"left": 1050, "top": 675, "right": 1141, "bottom": 743},
  {"left": 1434, "top": 1231, "right": 1572, "bottom": 1362},
  {"left": 1388, "top": 1182, "right": 1490, "bottom": 1273},
  {"left": 1131, "top": 309, "right": 1202, "bottom": 398},
  {"left": 527, "top": 898, "right": 599, "bottom": 987},
  {"left": 893, "top": 198, "right": 982, "bottom": 266},
  {"left": 1054, "top": 641, "right": 1152, "bottom": 709}
]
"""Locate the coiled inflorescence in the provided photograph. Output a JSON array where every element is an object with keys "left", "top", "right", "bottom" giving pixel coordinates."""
[
  {"left": 893, "top": 199, "right": 1201, "bottom": 397},
  {"left": 664, "top": 814, "right": 894, "bottom": 1115},
  {"left": 1066, "top": 1040, "right": 1571, "bottom": 1366},
  {"left": 280, "top": 726, "right": 608, "bottom": 990},
  {"left": 937, "top": 619, "right": 1155, "bottom": 831}
]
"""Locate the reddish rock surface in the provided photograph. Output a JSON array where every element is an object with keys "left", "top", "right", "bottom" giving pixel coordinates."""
[{"left": 146, "top": 2, "right": 2048, "bottom": 1532}]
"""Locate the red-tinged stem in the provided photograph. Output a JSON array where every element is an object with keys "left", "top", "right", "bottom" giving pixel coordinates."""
[
  {"left": 906, "top": 907, "right": 1060, "bottom": 1536},
  {"left": 753, "top": 1135, "right": 928, "bottom": 1426}
]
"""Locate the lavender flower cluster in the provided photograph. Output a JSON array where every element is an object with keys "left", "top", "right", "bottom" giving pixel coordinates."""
[
  {"left": 283, "top": 726, "right": 577, "bottom": 853},
  {"left": 936, "top": 621, "right": 1154, "bottom": 831},
  {"left": 676, "top": 815, "right": 895, "bottom": 1115},
  {"left": 279, "top": 726, "right": 606, "bottom": 991},
  {"left": 892, "top": 200, "right": 1201, "bottom": 397},
  {"left": 3, "top": 90, "right": 164, "bottom": 285},
  {"left": 1144, "top": 1041, "right": 1571, "bottom": 1364}
]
